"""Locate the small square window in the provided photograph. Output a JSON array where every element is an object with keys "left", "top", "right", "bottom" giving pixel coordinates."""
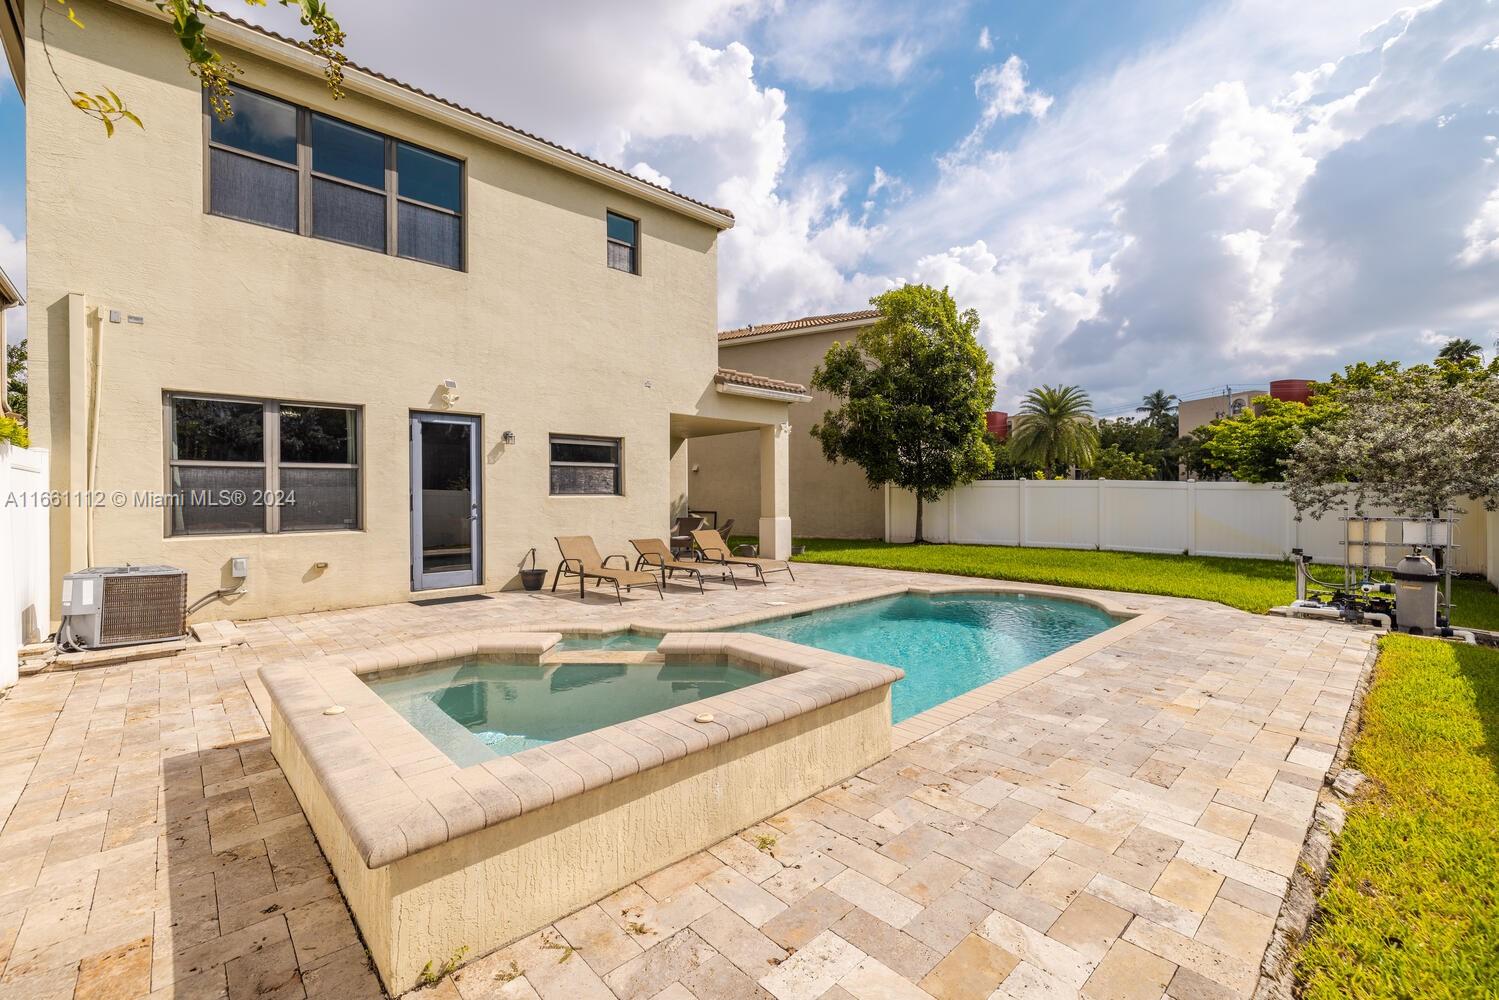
[
  {"left": 550, "top": 435, "right": 622, "bottom": 495},
  {"left": 606, "top": 212, "right": 638, "bottom": 274}
]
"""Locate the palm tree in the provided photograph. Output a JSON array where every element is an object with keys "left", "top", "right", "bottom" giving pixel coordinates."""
[
  {"left": 1437, "top": 338, "right": 1481, "bottom": 363},
  {"left": 1136, "top": 389, "right": 1178, "bottom": 431},
  {"left": 1009, "top": 384, "right": 1099, "bottom": 476}
]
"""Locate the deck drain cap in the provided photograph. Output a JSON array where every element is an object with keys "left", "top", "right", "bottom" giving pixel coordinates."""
[
  {"left": 323, "top": 705, "right": 346, "bottom": 716},
  {"left": 694, "top": 713, "right": 714, "bottom": 724}
]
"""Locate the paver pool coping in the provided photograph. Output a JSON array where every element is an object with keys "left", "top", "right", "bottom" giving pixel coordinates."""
[
  {"left": 259, "top": 630, "right": 904, "bottom": 869},
  {"left": 258, "top": 582, "right": 1151, "bottom": 870}
]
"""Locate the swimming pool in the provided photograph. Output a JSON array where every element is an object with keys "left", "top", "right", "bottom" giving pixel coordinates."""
[
  {"left": 731, "top": 592, "right": 1118, "bottom": 722},
  {"left": 366, "top": 659, "right": 768, "bottom": 765}
]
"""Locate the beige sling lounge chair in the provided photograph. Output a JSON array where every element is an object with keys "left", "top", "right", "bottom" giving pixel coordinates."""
[
  {"left": 691, "top": 528, "right": 796, "bottom": 585},
  {"left": 630, "top": 538, "right": 731, "bottom": 593},
  {"left": 552, "top": 536, "right": 663, "bottom": 604}
]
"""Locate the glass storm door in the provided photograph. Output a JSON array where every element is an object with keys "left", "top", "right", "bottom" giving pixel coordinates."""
[{"left": 410, "top": 413, "right": 481, "bottom": 590}]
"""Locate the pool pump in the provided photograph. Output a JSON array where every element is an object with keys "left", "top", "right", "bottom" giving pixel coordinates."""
[{"left": 1274, "top": 515, "right": 1476, "bottom": 643}]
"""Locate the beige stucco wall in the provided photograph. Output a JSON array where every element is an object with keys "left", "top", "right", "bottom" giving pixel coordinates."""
[
  {"left": 1177, "top": 390, "right": 1264, "bottom": 437},
  {"left": 272, "top": 686, "right": 891, "bottom": 994},
  {"left": 24, "top": 0, "right": 784, "bottom": 620},
  {"left": 693, "top": 328, "right": 885, "bottom": 539}
]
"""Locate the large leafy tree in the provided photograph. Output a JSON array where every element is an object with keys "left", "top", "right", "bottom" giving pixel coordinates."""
[
  {"left": 1098, "top": 417, "right": 1174, "bottom": 480},
  {"left": 811, "top": 284, "right": 996, "bottom": 544},
  {"left": 5, "top": 338, "right": 24, "bottom": 421},
  {"left": 1285, "top": 364, "right": 1499, "bottom": 518},
  {"left": 43, "top": 0, "right": 345, "bottom": 135},
  {"left": 1090, "top": 445, "right": 1154, "bottom": 480},
  {"left": 1199, "top": 394, "right": 1337, "bottom": 483},
  {"left": 1009, "top": 385, "right": 1098, "bottom": 476}
]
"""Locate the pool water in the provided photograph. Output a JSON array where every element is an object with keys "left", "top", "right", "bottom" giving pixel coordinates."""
[
  {"left": 732, "top": 593, "right": 1117, "bottom": 723},
  {"left": 550, "top": 632, "right": 662, "bottom": 652},
  {"left": 366, "top": 660, "right": 767, "bottom": 765}
]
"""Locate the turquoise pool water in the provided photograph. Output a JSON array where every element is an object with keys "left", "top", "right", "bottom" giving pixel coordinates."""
[
  {"left": 731, "top": 593, "right": 1118, "bottom": 723},
  {"left": 550, "top": 632, "right": 662, "bottom": 652},
  {"left": 367, "top": 660, "right": 767, "bottom": 765}
]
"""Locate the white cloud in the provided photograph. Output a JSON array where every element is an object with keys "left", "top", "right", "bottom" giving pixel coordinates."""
[
  {"left": 978, "top": 27, "right": 993, "bottom": 52},
  {"left": 236, "top": 0, "right": 1499, "bottom": 411},
  {"left": 756, "top": 0, "right": 967, "bottom": 90}
]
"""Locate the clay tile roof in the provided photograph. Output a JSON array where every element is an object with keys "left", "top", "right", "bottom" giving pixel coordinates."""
[
  {"left": 719, "top": 309, "right": 879, "bottom": 342},
  {"left": 714, "top": 367, "right": 809, "bottom": 396},
  {"left": 208, "top": 11, "right": 734, "bottom": 224}
]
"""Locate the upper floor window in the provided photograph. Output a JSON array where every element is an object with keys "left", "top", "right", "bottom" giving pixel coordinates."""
[
  {"left": 207, "top": 86, "right": 464, "bottom": 269},
  {"left": 606, "top": 212, "right": 638, "bottom": 274}
]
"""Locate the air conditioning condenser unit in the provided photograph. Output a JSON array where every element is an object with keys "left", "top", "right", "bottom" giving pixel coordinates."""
[{"left": 59, "top": 565, "right": 189, "bottom": 650}]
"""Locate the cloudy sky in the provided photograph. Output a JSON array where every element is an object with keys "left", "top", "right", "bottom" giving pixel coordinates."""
[{"left": 3, "top": 0, "right": 1498, "bottom": 414}]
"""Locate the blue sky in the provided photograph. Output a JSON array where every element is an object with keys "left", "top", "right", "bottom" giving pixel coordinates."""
[{"left": 6, "top": 0, "right": 1499, "bottom": 415}]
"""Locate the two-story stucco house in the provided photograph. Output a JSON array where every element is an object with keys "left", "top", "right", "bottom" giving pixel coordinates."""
[
  {"left": 691, "top": 310, "right": 886, "bottom": 540},
  {"left": 8, "top": 0, "right": 807, "bottom": 621}
]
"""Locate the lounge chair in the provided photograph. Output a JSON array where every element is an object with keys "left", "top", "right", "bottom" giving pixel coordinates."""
[
  {"left": 691, "top": 528, "right": 796, "bottom": 585},
  {"left": 551, "top": 536, "right": 663, "bottom": 604},
  {"left": 630, "top": 538, "right": 732, "bottom": 592},
  {"left": 670, "top": 515, "right": 705, "bottom": 558}
]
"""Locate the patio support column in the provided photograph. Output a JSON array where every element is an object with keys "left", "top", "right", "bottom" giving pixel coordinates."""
[{"left": 758, "top": 422, "right": 791, "bottom": 559}]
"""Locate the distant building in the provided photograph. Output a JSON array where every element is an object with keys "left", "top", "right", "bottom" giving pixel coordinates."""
[{"left": 1177, "top": 379, "right": 1312, "bottom": 437}]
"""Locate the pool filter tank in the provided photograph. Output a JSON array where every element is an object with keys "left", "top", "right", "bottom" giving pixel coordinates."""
[{"left": 1393, "top": 551, "right": 1440, "bottom": 634}]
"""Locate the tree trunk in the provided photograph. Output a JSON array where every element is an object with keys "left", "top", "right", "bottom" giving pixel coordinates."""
[{"left": 915, "top": 495, "right": 924, "bottom": 545}]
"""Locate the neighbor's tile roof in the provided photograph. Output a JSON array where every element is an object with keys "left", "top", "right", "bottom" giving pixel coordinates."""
[
  {"left": 715, "top": 367, "right": 809, "bottom": 395},
  {"left": 719, "top": 309, "right": 879, "bottom": 342},
  {"left": 209, "top": 12, "right": 734, "bottom": 223}
]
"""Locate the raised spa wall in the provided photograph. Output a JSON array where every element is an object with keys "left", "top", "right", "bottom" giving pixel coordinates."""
[{"left": 260, "top": 631, "right": 901, "bottom": 994}]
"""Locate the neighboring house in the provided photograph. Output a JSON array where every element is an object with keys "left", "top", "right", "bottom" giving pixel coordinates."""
[
  {"left": 692, "top": 310, "right": 883, "bottom": 540},
  {"left": 8, "top": 0, "right": 805, "bottom": 621},
  {"left": 1177, "top": 379, "right": 1312, "bottom": 437}
]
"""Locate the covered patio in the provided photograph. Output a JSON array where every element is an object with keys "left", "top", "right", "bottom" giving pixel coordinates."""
[{"left": 668, "top": 368, "right": 812, "bottom": 560}]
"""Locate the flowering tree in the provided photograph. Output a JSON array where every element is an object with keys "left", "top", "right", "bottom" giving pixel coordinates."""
[{"left": 1284, "top": 364, "right": 1499, "bottom": 518}]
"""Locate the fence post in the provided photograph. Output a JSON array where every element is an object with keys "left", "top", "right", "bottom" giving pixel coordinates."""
[
  {"left": 1186, "top": 481, "right": 1197, "bottom": 555},
  {"left": 1018, "top": 479, "right": 1029, "bottom": 548},
  {"left": 1095, "top": 482, "right": 1105, "bottom": 549}
]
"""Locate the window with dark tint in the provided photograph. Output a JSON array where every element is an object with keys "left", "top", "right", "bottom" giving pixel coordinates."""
[
  {"left": 606, "top": 212, "right": 638, "bottom": 273},
  {"left": 397, "top": 142, "right": 463, "bottom": 268},
  {"left": 279, "top": 405, "right": 360, "bottom": 532},
  {"left": 171, "top": 398, "right": 264, "bottom": 462},
  {"left": 206, "top": 88, "right": 465, "bottom": 269},
  {"left": 208, "top": 88, "right": 299, "bottom": 232},
  {"left": 310, "top": 115, "right": 387, "bottom": 251},
  {"left": 550, "top": 435, "right": 622, "bottom": 495},
  {"left": 166, "top": 395, "right": 361, "bottom": 536},
  {"left": 167, "top": 397, "right": 266, "bottom": 534}
]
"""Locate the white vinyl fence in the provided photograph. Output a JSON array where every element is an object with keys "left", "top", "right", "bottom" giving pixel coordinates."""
[
  {"left": 885, "top": 480, "right": 1492, "bottom": 575},
  {"left": 2, "top": 443, "right": 49, "bottom": 689}
]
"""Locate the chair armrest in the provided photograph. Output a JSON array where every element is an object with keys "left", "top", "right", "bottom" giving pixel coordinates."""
[
  {"left": 699, "top": 546, "right": 730, "bottom": 561},
  {"left": 602, "top": 554, "right": 630, "bottom": 569},
  {"left": 556, "top": 557, "right": 584, "bottom": 574},
  {"left": 636, "top": 552, "right": 665, "bottom": 567}
]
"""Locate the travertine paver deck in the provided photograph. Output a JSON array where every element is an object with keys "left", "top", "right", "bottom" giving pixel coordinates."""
[{"left": 0, "top": 563, "right": 1373, "bottom": 1000}]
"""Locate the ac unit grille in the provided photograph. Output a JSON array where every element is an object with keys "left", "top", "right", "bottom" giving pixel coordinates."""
[{"left": 99, "top": 573, "right": 188, "bottom": 645}]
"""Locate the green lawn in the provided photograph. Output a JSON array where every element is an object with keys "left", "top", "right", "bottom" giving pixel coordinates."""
[
  {"left": 1295, "top": 636, "right": 1499, "bottom": 998},
  {"left": 792, "top": 539, "right": 1499, "bottom": 631}
]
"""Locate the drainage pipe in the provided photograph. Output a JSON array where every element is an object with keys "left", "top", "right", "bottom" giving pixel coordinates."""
[{"left": 1277, "top": 604, "right": 1390, "bottom": 629}]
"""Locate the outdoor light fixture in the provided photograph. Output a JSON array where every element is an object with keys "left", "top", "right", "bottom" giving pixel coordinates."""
[
  {"left": 502, "top": 430, "right": 516, "bottom": 444},
  {"left": 441, "top": 378, "right": 459, "bottom": 405}
]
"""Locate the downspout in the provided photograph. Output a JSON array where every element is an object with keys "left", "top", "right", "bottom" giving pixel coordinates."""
[{"left": 86, "top": 310, "right": 104, "bottom": 567}]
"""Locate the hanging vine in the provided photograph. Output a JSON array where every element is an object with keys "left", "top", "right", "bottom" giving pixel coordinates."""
[{"left": 40, "top": 0, "right": 345, "bottom": 136}]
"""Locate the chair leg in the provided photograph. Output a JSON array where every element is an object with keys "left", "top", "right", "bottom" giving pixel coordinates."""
[
  {"left": 551, "top": 563, "right": 564, "bottom": 593},
  {"left": 614, "top": 581, "right": 623, "bottom": 605},
  {"left": 786, "top": 564, "right": 796, "bottom": 581},
  {"left": 696, "top": 572, "right": 704, "bottom": 594}
]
